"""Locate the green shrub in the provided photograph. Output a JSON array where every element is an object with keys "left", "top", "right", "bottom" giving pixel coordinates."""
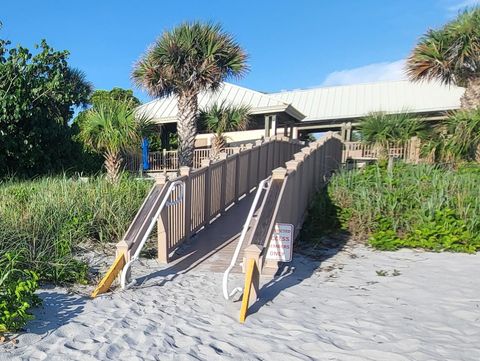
[
  {"left": 0, "top": 253, "right": 41, "bottom": 333},
  {"left": 324, "top": 162, "right": 480, "bottom": 253},
  {"left": 0, "top": 174, "right": 151, "bottom": 283}
]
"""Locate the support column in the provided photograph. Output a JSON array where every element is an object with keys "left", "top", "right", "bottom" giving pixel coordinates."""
[
  {"left": 270, "top": 114, "right": 277, "bottom": 137},
  {"left": 292, "top": 126, "right": 299, "bottom": 140},
  {"left": 346, "top": 122, "right": 352, "bottom": 141},
  {"left": 264, "top": 115, "right": 270, "bottom": 138},
  {"left": 340, "top": 122, "right": 347, "bottom": 141}
]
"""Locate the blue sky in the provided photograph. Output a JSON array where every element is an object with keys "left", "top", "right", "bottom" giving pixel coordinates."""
[{"left": 1, "top": 0, "right": 479, "bottom": 102}]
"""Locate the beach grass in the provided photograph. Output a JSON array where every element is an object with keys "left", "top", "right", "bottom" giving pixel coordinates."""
[
  {"left": 0, "top": 174, "right": 151, "bottom": 283},
  {"left": 305, "top": 162, "right": 480, "bottom": 253}
]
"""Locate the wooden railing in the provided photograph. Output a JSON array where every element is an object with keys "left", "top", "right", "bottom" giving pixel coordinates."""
[
  {"left": 155, "top": 136, "right": 303, "bottom": 263},
  {"left": 238, "top": 132, "right": 344, "bottom": 322},
  {"left": 342, "top": 137, "right": 421, "bottom": 163},
  {"left": 125, "top": 147, "right": 243, "bottom": 172}
]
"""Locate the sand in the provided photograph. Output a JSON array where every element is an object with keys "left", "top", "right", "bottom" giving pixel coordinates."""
[{"left": 1, "top": 245, "right": 479, "bottom": 361}]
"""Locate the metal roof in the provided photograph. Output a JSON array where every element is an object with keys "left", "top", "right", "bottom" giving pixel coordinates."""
[
  {"left": 137, "top": 82, "right": 305, "bottom": 123},
  {"left": 269, "top": 80, "right": 464, "bottom": 122}
]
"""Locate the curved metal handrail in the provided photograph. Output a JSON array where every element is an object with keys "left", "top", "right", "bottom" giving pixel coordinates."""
[
  {"left": 222, "top": 177, "right": 271, "bottom": 300},
  {"left": 120, "top": 180, "right": 185, "bottom": 289}
]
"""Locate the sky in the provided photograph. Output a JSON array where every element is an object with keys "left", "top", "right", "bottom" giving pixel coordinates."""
[{"left": 1, "top": 0, "right": 479, "bottom": 103}]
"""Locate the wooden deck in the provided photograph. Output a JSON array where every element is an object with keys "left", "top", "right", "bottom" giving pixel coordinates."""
[{"left": 163, "top": 193, "right": 258, "bottom": 275}]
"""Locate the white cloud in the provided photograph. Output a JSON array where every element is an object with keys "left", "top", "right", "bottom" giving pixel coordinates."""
[
  {"left": 447, "top": 0, "right": 480, "bottom": 12},
  {"left": 321, "top": 59, "right": 407, "bottom": 87}
]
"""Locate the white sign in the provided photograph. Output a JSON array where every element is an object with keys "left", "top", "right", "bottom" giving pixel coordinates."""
[{"left": 266, "top": 223, "right": 294, "bottom": 262}]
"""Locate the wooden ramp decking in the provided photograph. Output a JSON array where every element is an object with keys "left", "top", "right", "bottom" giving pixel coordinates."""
[{"left": 162, "top": 192, "right": 257, "bottom": 275}]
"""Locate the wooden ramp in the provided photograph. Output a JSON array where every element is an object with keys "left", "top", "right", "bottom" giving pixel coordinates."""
[{"left": 160, "top": 193, "right": 258, "bottom": 275}]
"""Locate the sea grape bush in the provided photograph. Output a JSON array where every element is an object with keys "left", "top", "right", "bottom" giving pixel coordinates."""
[{"left": 0, "top": 253, "right": 41, "bottom": 333}]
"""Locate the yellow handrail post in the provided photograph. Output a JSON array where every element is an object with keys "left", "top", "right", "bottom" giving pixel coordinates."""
[
  {"left": 91, "top": 251, "right": 126, "bottom": 298},
  {"left": 239, "top": 258, "right": 259, "bottom": 323}
]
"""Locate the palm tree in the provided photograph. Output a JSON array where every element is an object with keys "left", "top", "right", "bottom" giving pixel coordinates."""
[
  {"left": 132, "top": 22, "right": 248, "bottom": 167},
  {"left": 79, "top": 100, "right": 152, "bottom": 182},
  {"left": 198, "top": 102, "right": 251, "bottom": 158},
  {"left": 407, "top": 7, "right": 480, "bottom": 109},
  {"left": 359, "top": 112, "right": 427, "bottom": 159},
  {"left": 359, "top": 112, "right": 426, "bottom": 143},
  {"left": 427, "top": 108, "right": 480, "bottom": 162}
]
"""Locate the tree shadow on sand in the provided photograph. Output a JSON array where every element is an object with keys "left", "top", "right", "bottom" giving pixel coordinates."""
[{"left": 25, "top": 288, "right": 87, "bottom": 334}]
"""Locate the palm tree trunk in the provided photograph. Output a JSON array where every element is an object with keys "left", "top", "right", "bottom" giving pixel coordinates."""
[
  {"left": 177, "top": 93, "right": 198, "bottom": 167},
  {"left": 211, "top": 133, "right": 227, "bottom": 159},
  {"left": 460, "top": 77, "right": 480, "bottom": 109},
  {"left": 105, "top": 151, "right": 122, "bottom": 183}
]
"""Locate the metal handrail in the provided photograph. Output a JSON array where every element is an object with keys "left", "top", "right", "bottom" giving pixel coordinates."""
[
  {"left": 222, "top": 177, "right": 271, "bottom": 300},
  {"left": 120, "top": 180, "right": 185, "bottom": 289}
]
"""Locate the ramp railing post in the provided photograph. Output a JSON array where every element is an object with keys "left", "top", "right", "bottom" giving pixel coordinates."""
[
  {"left": 218, "top": 153, "right": 228, "bottom": 213},
  {"left": 201, "top": 159, "right": 212, "bottom": 222},
  {"left": 156, "top": 174, "right": 169, "bottom": 263},
  {"left": 233, "top": 148, "right": 241, "bottom": 201},
  {"left": 179, "top": 166, "right": 192, "bottom": 241}
]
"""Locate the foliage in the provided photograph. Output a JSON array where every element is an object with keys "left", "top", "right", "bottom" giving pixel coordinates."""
[
  {"left": 422, "top": 108, "right": 480, "bottom": 163},
  {"left": 198, "top": 101, "right": 251, "bottom": 156},
  {"left": 0, "top": 252, "right": 41, "bottom": 333},
  {"left": 407, "top": 7, "right": 480, "bottom": 87},
  {"left": 0, "top": 36, "right": 92, "bottom": 177},
  {"left": 78, "top": 99, "right": 154, "bottom": 182},
  {"left": 0, "top": 176, "right": 151, "bottom": 283},
  {"left": 359, "top": 112, "right": 427, "bottom": 146},
  {"left": 132, "top": 21, "right": 248, "bottom": 166},
  {"left": 199, "top": 101, "right": 251, "bottom": 134},
  {"left": 325, "top": 162, "right": 480, "bottom": 253},
  {"left": 407, "top": 7, "right": 480, "bottom": 108},
  {"left": 73, "top": 88, "right": 142, "bottom": 127}
]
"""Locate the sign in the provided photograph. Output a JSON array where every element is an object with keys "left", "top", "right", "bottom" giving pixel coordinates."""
[{"left": 266, "top": 223, "right": 294, "bottom": 262}]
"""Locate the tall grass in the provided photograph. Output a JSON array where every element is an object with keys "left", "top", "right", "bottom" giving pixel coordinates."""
[
  {"left": 0, "top": 175, "right": 151, "bottom": 283},
  {"left": 325, "top": 162, "right": 480, "bottom": 252}
]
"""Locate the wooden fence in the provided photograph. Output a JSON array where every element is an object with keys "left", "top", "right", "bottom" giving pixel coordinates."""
[
  {"left": 154, "top": 136, "right": 303, "bottom": 263},
  {"left": 342, "top": 137, "right": 421, "bottom": 163},
  {"left": 243, "top": 132, "right": 343, "bottom": 259},
  {"left": 125, "top": 147, "right": 242, "bottom": 172},
  {"left": 238, "top": 133, "right": 344, "bottom": 320}
]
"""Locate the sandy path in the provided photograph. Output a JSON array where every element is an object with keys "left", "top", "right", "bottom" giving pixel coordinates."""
[{"left": 1, "top": 246, "right": 479, "bottom": 361}]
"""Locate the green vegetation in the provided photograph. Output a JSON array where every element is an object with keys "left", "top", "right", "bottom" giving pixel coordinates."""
[
  {"left": 0, "top": 36, "right": 93, "bottom": 177},
  {"left": 198, "top": 101, "right": 251, "bottom": 158},
  {"left": 132, "top": 22, "right": 248, "bottom": 167},
  {"left": 0, "top": 176, "right": 151, "bottom": 284},
  {"left": 306, "top": 162, "right": 480, "bottom": 253},
  {"left": 423, "top": 108, "right": 480, "bottom": 163},
  {"left": 359, "top": 112, "right": 427, "bottom": 145},
  {"left": 78, "top": 100, "right": 153, "bottom": 183},
  {"left": 0, "top": 253, "right": 40, "bottom": 333},
  {"left": 407, "top": 7, "right": 480, "bottom": 109}
]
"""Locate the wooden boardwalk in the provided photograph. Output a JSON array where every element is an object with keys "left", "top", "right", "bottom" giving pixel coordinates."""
[{"left": 164, "top": 193, "right": 257, "bottom": 275}]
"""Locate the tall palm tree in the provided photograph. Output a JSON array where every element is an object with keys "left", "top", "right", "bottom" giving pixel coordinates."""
[
  {"left": 198, "top": 102, "right": 251, "bottom": 158},
  {"left": 131, "top": 22, "right": 248, "bottom": 167},
  {"left": 407, "top": 7, "right": 480, "bottom": 109},
  {"left": 79, "top": 100, "right": 152, "bottom": 182}
]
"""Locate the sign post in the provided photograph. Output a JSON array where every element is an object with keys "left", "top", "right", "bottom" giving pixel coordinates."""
[{"left": 266, "top": 223, "right": 294, "bottom": 262}]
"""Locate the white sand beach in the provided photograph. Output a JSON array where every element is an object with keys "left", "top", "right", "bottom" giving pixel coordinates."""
[{"left": 1, "top": 245, "right": 479, "bottom": 361}]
